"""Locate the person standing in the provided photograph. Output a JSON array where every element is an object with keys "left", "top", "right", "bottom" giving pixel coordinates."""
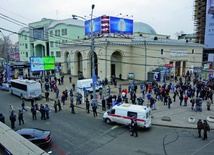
[
  {"left": 190, "top": 96, "right": 196, "bottom": 111},
  {"left": 168, "top": 96, "right": 172, "bottom": 109},
  {"left": 0, "top": 113, "right": 5, "bottom": 123},
  {"left": 45, "top": 104, "right": 50, "bottom": 119},
  {"left": 86, "top": 98, "right": 90, "bottom": 113},
  {"left": 40, "top": 105, "right": 46, "bottom": 120},
  {"left": 69, "top": 75, "right": 72, "bottom": 83},
  {"left": 57, "top": 99, "right": 62, "bottom": 111},
  {"left": 70, "top": 98, "right": 75, "bottom": 114},
  {"left": 92, "top": 104, "right": 97, "bottom": 117},
  {"left": 9, "top": 112, "right": 16, "bottom": 129},
  {"left": 31, "top": 105, "right": 37, "bottom": 120},
  {"left": 45, "top": 91, "right": 49, "bottom": 101},
  {"left": 21, "top": 100, "right": 27, "bottom": 112},
  {"left": 202, "top": 120, "right": 210, "bottom": 140},
  {"left": 102, "top": 97, "right": 106, "bottom": 111},
  {"left": 197, "top": 119, "right": 203, "bottom": 138},
  {"left": 179, "top": 94, "right": 184, "bottom": 106},
  {"left": 55, "top": 88, "right": 59, "bottom": 99},
  {"left": 54, "top": 101, "right": 58, "bottom": 113},
  {"left": 130, "top": 117, "right": 138, "bottom": 137},
  {"left": 206, "top": 97, "right": 212, "bottom": 111},
  {"left": 72, "top": 83, "right": 75, "bottom": 91},
  {"left": 18, "top": 110, "right": 24, "bottom": 125}
]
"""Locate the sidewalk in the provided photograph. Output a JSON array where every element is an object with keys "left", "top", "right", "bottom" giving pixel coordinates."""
[{"left": 43, "top": 75, "right": 214, "bottom": 130}]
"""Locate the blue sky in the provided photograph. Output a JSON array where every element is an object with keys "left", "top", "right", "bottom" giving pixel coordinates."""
[{"left": 0, "top": 0, "right": 195, "bottom": 43}]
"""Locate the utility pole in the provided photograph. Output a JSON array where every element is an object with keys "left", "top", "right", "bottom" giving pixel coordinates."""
[
  {"left": 144, "top": 41, "right": 147, "bottom": 81},
  {"left": 105, "top": 41, "right": 109, "bottom": 102},
  {"left": 91, "top": 4, "right": 97, "bottom": 106}
]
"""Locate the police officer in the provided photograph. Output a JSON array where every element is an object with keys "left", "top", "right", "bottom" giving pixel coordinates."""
[
  {"left": 197, "top": 119, "right": 203, "bottom": 138},
  {"left": 130, "top": 117, "right": 138, "bottom": 137},
  {"left": 203, "top": 120, "right": 210, "bottom": 140}
]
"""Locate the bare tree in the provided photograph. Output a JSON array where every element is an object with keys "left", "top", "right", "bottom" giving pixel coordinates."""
[{"left": 0, "top": 36, "right": 12, "bottom": 61}]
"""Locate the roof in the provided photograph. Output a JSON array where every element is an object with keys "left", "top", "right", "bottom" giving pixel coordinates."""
[
  {"left": 134, "top": 22, "right": 157, "bottom": 34},
  {"left": 113, "top": 103, "right": 149, "bottom": 112},
  {"left": 48, "top": 18, "right": 84, "bottom": 29},
  {"left": 18, "top": 27, "right": 29, "bottom": 33}
]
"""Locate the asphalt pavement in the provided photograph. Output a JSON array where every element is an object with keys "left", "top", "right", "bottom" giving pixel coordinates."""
[{"left": 42, "top": 75, "right": 214, "bottom": 130}]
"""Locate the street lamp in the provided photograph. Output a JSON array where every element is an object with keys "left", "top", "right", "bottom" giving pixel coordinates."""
[{"left": 90, "top": 4, "right": 97, "bottom": 106}]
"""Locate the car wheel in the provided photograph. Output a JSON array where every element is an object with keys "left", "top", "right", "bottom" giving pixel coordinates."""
[{"left": 106, "top": 118, "right": 111, "bottom": 124}]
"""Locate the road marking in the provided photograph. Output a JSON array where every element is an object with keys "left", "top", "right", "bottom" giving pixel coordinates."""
[
  {"left": 111, "top": 125, "right": 119, "bottom": 130},
  {"left": 190, "top": 139, "right": 214, "bottom": 155}
]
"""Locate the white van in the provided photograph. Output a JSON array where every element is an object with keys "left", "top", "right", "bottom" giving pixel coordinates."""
[
  {"left": 76, "top": 78, "right": 102, "bottom": 92},
  {"left": 9, "top": 79, "right": 42, "bottom": 99},
  {"left": 103, "top": 103, "right": 152, "bottom": 128}
]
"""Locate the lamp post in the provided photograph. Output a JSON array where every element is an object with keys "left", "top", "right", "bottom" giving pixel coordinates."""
[{"left": 90, "top": 4, "right": 97, "bottom": 106}]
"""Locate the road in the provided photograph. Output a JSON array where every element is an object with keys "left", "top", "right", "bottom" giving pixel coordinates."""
[{"left": 0, "top": 91, "right": 214, "bottom": 155}]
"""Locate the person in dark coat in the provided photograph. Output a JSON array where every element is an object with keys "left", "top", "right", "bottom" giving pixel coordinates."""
[
  {"left": 54, "top": 101, "right": 58, "bottom": 113},
  {"left": 197, "top": 119, "right": 203, "bottom": 138},
  {"left": 31, "top": 105, "right": 37, "bottom": 120},
  {"left": 102, "top": 97, "right": 106, "bottom": 111},
  {"left": 202, "top": 120, "right": 210, "bottom": 140},
  {"left": 0, "top": 113, "right": 5, "bottom": 123},
  {"left": 40, "top": 105, "right": 46, "bottom": 120},
  {"left": 18, "top": 110, "right": 24, "bottom": 125},
  {"left": 57, "top": 99, "right": 62, "bottom": 111},
  {"left": 92, "top": 104, "right": 97, "bottom": 117},
  {"left": 86, "top": 98, "right": 90, "bottom": 113},
  {"left": 9, "top": 112, "right": 16, "bottom": 129},
  {"left": 130, "top": 117, "right": 138, "bottom": 137}
]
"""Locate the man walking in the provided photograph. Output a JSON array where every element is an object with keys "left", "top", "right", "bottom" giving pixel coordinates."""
[
  {"left": 92, "top": 104, "right": 97, "bottom": 117},
  {"left": 21, "top": 100, "right": 27, "bottom": 112}
]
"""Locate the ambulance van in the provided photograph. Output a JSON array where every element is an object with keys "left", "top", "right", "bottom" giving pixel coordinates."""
[{"left": 103, "top": 103, "right": 152, "bottom": 128}]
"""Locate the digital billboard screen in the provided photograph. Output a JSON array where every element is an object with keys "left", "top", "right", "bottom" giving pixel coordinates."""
[
  {"left": 205, "top": 0, "right": 214, "bottom": 48},
  {"left": 30, "top": 57, "right": 55, "bottom": 72},
  {"left": 85, "top": 17, "right": 101, "bottom": 35},
  {"left": 109, "top": 17, "right": 133, "bottom": 34}
]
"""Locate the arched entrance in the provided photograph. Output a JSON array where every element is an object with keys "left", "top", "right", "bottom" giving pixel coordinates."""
[
  {"left": 111, "top": 51, "right": 122, "bottom": 77},
  {"left": 63, "top": 51, "right": 69, "bottom": 74},
  {"left": 74, "top": 51, "right": 83, "bottom": 76},
  {"left": 35, "top": 44, "right": 45, "bottom": 56}
]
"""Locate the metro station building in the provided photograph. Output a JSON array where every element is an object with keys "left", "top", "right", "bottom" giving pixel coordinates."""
[{"left": 60, "top": 22, "right": 204, "bottom": 81}]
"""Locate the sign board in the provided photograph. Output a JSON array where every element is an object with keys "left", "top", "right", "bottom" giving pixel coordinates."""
[
  {"left": 30, "top": 57, "right": 55, "bottom": 72},
  {"left": 205, "top": 0, "right": 214, "bottom": 49},
  {"left": 109, "top": 17, "right": 133, "bottom": 34},
  {"left": 85, "top": 17, "right": 101, "bottom": 35}
]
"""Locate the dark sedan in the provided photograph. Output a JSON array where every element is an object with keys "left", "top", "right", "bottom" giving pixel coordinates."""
[{"left": 16, "top": 128, "right": 52, "bottom": 146}]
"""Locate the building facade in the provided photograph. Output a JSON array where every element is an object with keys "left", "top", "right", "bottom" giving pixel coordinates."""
[
  {"left": 18, "top": 18, "right": 85, "bottom": 63},
  {"left": 60, "top": 37, "right": 204, "bottom": 81}
]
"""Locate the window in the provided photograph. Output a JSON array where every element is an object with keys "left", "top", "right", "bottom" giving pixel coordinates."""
[
  {"left": 127, "top": 111, "right": 137, "bottom": 118},
  {"left": 50, "top": 41, "right": 54, "bottom": 47},
  {"left": 161, "top": 49, "right": 164, "bottom": 55},
  {"left": 50, "top": 30, "right": 53, "bottom": 37},
  {"left": 62, "top": 28, "right": 67, "bottom": 35},
  {"left": 56, "top": 51, "right": 61, "bottom": 57},
  {"left": 51, "top": 51, "right": 54, "bottom": 56},
  {"left": 55, "top": 41, "right": 60, "bottom": 47},
  {"left": 62, "top": 40, "right": 68, "bottom": 43},
  {"left": 25, "top": 44, "right": 28, "bottom": 49},
  {"left": 26, "top": 52, "right": 28, "bottom": 57},
  {"left": 192, "top": 49, "right": 195, "bottom": 54},
  {"left": 10, "top": 82, "right": 27, "bottom": 91},
  {"left": 55, "top": 30, "right": 60, "bottom": 36},
  {"left": 25, "top": 35, "right": 27, "bottom": 40}
]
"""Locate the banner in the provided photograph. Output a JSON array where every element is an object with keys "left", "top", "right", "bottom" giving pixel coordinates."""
[
  {"left": 85, "top": 17, "right": 101, "bottom": 35},
  {"left": 109, "top": 17, "right": 133, "bottom": 34},
  {"left": 30, "top": 57, "right": 55, "bottom": 72},
  {"left": 205, "top": 0, "right": 214, "bottom": 49}
]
